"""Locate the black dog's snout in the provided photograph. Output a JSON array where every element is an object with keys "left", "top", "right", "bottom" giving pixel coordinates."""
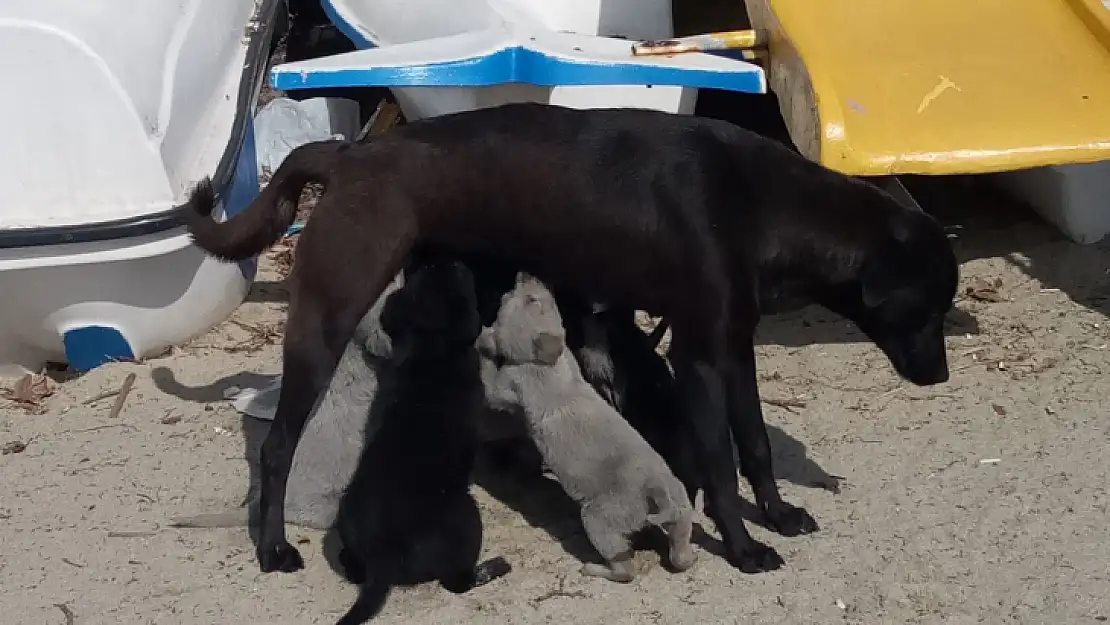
[
  {"left": 917, "top": 361, "right": 949, "bottom": 385},
  {"left": 906, "top": 345, "right": 949, "bottom": 386},
  {"left": 881, "top": 323, "right": 950, "bottom": 387}
]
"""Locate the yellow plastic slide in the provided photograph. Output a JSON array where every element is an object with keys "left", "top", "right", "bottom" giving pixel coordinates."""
[{"left": 747, "top": 0, "right": 1110, "bottom": 176}]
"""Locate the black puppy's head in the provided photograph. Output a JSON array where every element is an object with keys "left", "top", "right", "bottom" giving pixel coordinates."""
[
  {"left": 822, "top": 204, "right": 958, "bottom": 386},
  {"left": 381, "top": 257, "right": 481, "bottom": 360}
]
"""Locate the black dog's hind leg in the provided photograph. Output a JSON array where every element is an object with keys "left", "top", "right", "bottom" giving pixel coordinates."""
[
  {"left": 256, "top": 195, "right": 414, "bottom": 573},
  {"left": 724, "top": 317, "right": 819, "bottom": 537},
  {"left": 256, "top": 319, "right": 349, "bottom": 573},
  {"left": 257, "top": 290, "right": 382, "bottom": 572}
]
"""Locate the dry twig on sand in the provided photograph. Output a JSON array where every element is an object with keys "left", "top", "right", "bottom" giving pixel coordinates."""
[
  {"left": 529, "top": 572, "right": 589, "bottom": 607},
  {"left": 53, "top": 603, "right": 75, "bottom": 625},
  {"left": 761, "top": 396, "right": 807, "bottom": 413},
  {"left": 108, "top": 373, "right": 138, "bottom": 419}
]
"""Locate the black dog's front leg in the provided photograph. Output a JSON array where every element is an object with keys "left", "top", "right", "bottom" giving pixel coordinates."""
[
  {"left": 724, "top": 340, "right": 819, "bottom": 537},
  {"left": 671, "top": 355, "right": 783, "bottom": 573}
]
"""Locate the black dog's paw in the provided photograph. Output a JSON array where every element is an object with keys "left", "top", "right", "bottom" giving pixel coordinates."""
[
  {"left": 732, "top": 542, "right": 784, "bottom": 574},
  {"left": 764, "top": 502, "right": 819, "bottom": 537},
  {"left": 474, "top": 555, "right": 512, "bottom": 586},
  {"left": 257, "top": 541, "right": 305, "bottom": 573}
]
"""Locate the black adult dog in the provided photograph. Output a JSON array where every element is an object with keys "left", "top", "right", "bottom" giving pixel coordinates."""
[
  {"left": 332, "top": 256, "right": 509, "bottom": 625},
  {"left": 182, "top": 102, "right": 958, "bottom": 575}
]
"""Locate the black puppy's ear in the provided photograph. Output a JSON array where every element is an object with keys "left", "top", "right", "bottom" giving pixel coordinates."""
[
  {"left": 379, "top": 290, "right": 409, "bottom": 339},
  {"left": 472, "top": 263, "right": 516, "bottom": 327},
  {"left": 459, "top": 305, "right": 483, "bottom": 345}
]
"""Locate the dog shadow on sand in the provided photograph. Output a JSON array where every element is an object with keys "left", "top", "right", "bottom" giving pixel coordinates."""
[
  {"left": 154, "top": 365, "right": 841, "bottom": 572},
  {"left": 469, "top": 430, "right": 841, "bottom": 566},
  {"left": 154, "top": 364, "right": 839, "bottom": 572}
]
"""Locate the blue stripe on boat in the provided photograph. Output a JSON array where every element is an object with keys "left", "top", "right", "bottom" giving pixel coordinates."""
[{"left": 272, "top": 44, "right": 764, "bottom": 93}]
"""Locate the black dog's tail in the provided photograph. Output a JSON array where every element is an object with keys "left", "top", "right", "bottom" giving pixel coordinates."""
[
  {"left": 335, "top": 579, "right": 391, "bottom": 625},
  {"left": 181, "top": 140, "right": 345, "bottom": 262}
]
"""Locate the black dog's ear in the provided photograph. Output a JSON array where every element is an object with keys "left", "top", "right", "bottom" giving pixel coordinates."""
[
  {"left": 379, "top": 290, "right": 409, "bottom": 339},
  {"left": 860, "top": 263, "right": 897, "bottom": 309}
]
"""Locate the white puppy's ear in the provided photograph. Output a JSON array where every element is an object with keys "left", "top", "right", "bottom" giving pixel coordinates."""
[{"left": 532, "top": 332, "right": 564, "bottom": 365}]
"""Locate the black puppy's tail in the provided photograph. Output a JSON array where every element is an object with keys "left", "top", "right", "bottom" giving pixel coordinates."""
[
  {"left": 181, "top": 140, "right": 345, "bottom": 262},
  {"left": 335, "top": 579, "right": 391, "bottom": 625}
]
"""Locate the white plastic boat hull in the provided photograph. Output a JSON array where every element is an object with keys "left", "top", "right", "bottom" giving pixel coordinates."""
[
  {"left": 0, "top": 227, "right": 254, "bottom": 378},
  {"left": 0, "top": 0, "right": 281, "bottom": 375}
]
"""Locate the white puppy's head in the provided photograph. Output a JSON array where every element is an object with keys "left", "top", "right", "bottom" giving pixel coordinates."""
[{"left": 477, "top": 272, "right": 565, "bottom": 366}]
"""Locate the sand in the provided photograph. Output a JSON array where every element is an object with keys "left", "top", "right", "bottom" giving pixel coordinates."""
[{"left": 2, "top": 177, "right": 1108, "bottom": 624}]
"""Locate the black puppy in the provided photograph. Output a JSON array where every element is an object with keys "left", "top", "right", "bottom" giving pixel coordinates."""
[
  {"left": 332, "top": 257, "right": 509, "bottom": 625},
  {"left": 182, "top": 102, "right": 958, "bottom": 575}
]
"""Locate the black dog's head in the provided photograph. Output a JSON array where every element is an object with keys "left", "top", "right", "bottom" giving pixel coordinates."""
[
  {"left": 819, "top": 205, "right": 959, "bottom": 386},
  {"left": 382, "top": 257, "right": 482, "bottom": 360}
]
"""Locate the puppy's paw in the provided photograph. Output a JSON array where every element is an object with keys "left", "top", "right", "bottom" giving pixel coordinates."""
[
  {"left": 581, "top": 562, "right": 635, "bottom": 583},
  {"left": 668, "top": 547, "right": 698, "bottom": 572},
  {"left": 732, "top": 542, "right": 784, "bottom": 574},
  {"left": 763, "top": 502, "right": 819, "bottom": 537},
  {"left": 474, "top": 556, "right": 512, "bottom": 586},
  {"left": 257, "top": 541, "right": 305, "bottom": 573}
]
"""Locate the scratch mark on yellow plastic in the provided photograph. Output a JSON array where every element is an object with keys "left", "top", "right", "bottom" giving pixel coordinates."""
[{"left": 916, "top": 75, "right": 961, "bottom": 113}]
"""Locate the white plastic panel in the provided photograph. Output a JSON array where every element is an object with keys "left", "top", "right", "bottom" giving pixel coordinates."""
[{"left": 0, "top": 0, "right": 258, "bottom": 229}]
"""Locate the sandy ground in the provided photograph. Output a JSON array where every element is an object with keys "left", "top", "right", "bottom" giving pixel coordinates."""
[{"left": 3, "top": 176, "right": 1109, "bottom": 625}]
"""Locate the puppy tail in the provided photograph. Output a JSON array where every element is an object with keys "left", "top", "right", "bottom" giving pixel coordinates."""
[
  {"left": 181, "top": 140, "right": 344, "bottom": 262},
  {"left": 336, "top": 579, "right": 391, "bottom": 625}
]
